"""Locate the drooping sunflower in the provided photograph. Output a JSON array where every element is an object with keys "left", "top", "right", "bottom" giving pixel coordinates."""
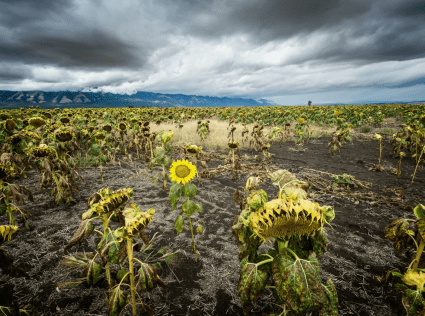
[
  {"left": 0, "top": 163, "right": 14, "bottom": 180},
  {"left": 20, "top": 130, "right": 41, "bottom": 141},
  {"left": 54, "top": 128, "right": 75, "bottom": 143},
  {"left": 249, "top": 197, "right": 330, "bottom": 244},
  {"left": 7, "top": 134, "right": 23, "bottom": 146},
  {"left": 60, "top": 116, "right": 70, "bottom": 124},
  {"left": 94, "top": 131, "right": 107, "bottom": 142},
  {"left": 28, "top": 117, "right": 45, "bottom": 128},
  {"left": 169, "top": 159, "right": 197, "bottom": 185},
  {"left": 26, "top": 145, "right": 55, "bottom": 159},
  {"left": 4, "top": 119, "right": 16, "bottom": 132}
]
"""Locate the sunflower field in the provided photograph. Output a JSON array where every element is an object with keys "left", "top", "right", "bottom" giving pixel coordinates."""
[{"left": 0, "top": 103, "right": 424, "bottom": 316}]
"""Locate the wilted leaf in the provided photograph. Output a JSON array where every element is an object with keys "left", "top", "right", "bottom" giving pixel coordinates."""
[{"left": 64, "top": 220, "right": 95, "bottom": 254}]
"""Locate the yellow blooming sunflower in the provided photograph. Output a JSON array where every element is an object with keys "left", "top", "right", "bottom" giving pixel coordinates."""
[{"left": 169, "top": 159, "right": 197, "bottom": 185}]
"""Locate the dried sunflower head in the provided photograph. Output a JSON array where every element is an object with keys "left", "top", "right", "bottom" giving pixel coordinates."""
[
  {"left": 20, "top": 130, "right": 41, "bottom": 141},
  {"left": 94, "top": 131, "right": 107, "bottom": 142},
  {"left": 4, "top": 119, "right": 17, "bottom": 132},
  {"left": 102, "top": 124, "right": 112, "bottom": 132},
  {"left": 248, "top": 197, "right": 330, "bottom": 244},
  {"left": 118, "top": 122, "right": 127, "bottom": 132},
  {"left": 54, "top": 129, "right": 75, "bottom": 143},
  {"left": 45, "top": 123, "right": 61, "bottom": 135},
  {"left": 7, "top": 134, "right": 23, "bottom": 146},
  {"left": 0, "top": 163, "right": 14, "bottom": 180},
  {"left": 28, "top": 117, "right": 45, "bottom": 128},
  {"left": 60, "top": 116, "right": 70, "bottom": 124},
  {"left": 26, "top": 145, "right": 55, "bottom": 159},
  {"left": 227, "top": 141, "right": 239, "bottom": 150}
]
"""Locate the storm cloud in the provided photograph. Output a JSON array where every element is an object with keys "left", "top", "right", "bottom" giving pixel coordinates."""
[{"left": 0, "top": 0, "right": 424, "bottom": 105}]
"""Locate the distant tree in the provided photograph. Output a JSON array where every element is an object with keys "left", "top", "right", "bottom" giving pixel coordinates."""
[
  {"left": 128, "top": 105, "right": 135, "bottom": 108},
  {"left": 308, "top": 101, "right": 312, "bottom": 106}
]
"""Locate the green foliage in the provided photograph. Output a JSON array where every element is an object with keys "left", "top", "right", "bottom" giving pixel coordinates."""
[{"left": 361, "top": 126, "right": 371, "bottom": 133}]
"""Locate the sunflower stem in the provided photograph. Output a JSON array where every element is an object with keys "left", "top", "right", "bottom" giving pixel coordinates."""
[
  {"left": 102, "top": 214, "right": 112, "bottom": 287},
  {"left": 100, "top": 160, "right": 103, "bottom": 182},
  {"left": 186, "top": 214, "right": 197, "bottom": 262},
  {"left": 413, "top": 239, "right": 425, "bottom": 272},
  {"left": 276, "top": 238, "right": 300, "bottom": 261},
  {"left": 126, "top": 238, "right": 137, "bottom": 316}
]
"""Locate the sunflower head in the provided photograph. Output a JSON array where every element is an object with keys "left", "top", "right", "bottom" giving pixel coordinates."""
[
  {"left": 0, "top": 163, "right": 15, "bottom": 180},
  {"left": 28, "top": 117, "right": 45, "bottom": 128},
  {"left": 7, "top": 134, "right": 23, "bottom": 146},
  {"left": 249, "top": 197, "right": 328, "bottom": 244},
  {"left": 60, "top": 116, "right": 70, "bottom": 124},
  {"left": 26, "top": 145, "right": 55, "bottom": 159},
  {"left": 45, "top": 123, "right": 61, "bottom": 135},
  {"left": 4, "top": 119, "right": 17, "bottom": 132},
  {"left": 20, "top": 130, "right": 41, "bottom": 141},
  {"left": 83, "top": 188, "right": 134, "bottom": 219},
  {"left": 169, "top": 159, "right": 197, "bottom": 185},
  {"left": 118, "top": 122, "right": 127, "bottom": 132},
  {"left": 122, "top": 204, "right": 156, "bottom": 239},
  {"left": 54, "top": 129, "right": 75, "bottom": 143},
  {"left": 227, "top": 141, "right": 239, "bottom": 150},
  {"left": 94, "top": 131, "right": 107, "bottom": 142},
  {"left": 184, "top": 144, "right": 203, "bottom": 156},
  {"left": 298, "top": 117, "right": 305, "bottom": 124}
]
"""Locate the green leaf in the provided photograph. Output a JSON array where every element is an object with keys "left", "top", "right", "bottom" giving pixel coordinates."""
[
  {"left": 154, "top": 146, "right": 165, "bottom": 161},
  {"left": 195, "top": 202, "right": 203, "bottom": 214},
  {"left": 185, "top": 183, "right": 197, "bottom": 197},
  {"left": 311, "top": 229, "right": 329, "bottom": 257},
  {"left": 317, "top": 277, "right": 339, "bottom": 316},
  {"left": 137, "top": 262, "right": 168, "bottom": 292},
  {"left": 105, "top": 286, "right": 127, "bottom": 316},
  {"left": 196, "top": 225, "right": 203, "bottom": 235},
  {"left": 0, "top": 204, "right": 7, "bottom": 216},
  {"left": 247, "top": 190, "right": 268, "bottom": 211},
  {"left": 168, "top": 182, "right": 182, "bottom": 210},
  {"left": 89, "top": 143, "right": 102, "bottom": 157},
  {"left": 98, "top": 231, "right": 124, "bottom": 265},
  {"left": 402, "top": 288, "right": 425, "bottom": 316},
  {"left": 164, "top": 157, "right": 173, "bottom": 169},
  {"left": 414, "top": 203, "right": 425, "bottom": 219},
  {"left": 237, "top": 256, "right": 270, "bottom": 315},
  {"left": 117, "top": 266, "right": 129, "bottom": 283},
  {"left": 182, "top": 199, "right": 197, "bottom": 217},
  {"left": 272, "top": 251, "right": 329, "bottom": 315},
  {"left": 86, "top": 260, "right": 103, "bottom": 285},
  {"left": 175, "top": 215, "right": 185, "bottom": 233}
]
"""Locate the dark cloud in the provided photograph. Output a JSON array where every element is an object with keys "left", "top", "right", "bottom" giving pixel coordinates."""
[
  {"left": 160, "top": 0, "right": 425, "bottom": 63},
  {"left": 0, "top": 29, "right": 147, "bottom": 70},
  {"left": 0, "top": 0, "right": 423, "bottom": 101},
  {"left": 0, "top": 65, "right": 32, "bottom": 81},
  {"left": 0, "top": 0, "right": 77, "bottom": 27}
]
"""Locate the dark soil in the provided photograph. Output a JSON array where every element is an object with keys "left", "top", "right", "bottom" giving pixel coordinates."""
[{"left": 1, "top": 123, "right": 424, "bottom": 316}]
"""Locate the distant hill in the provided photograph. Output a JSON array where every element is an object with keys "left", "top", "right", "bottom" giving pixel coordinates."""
[{"left": 0, "top": 90, "right": 277, "bottom": 109}]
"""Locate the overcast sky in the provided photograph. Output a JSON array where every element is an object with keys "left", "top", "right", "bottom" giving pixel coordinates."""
[{"left": 0, "top": 0, "right": 424, "bottom": 106}]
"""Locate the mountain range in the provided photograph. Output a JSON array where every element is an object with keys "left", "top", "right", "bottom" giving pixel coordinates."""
[{"left": 0, "top": 90, "right": 278, "bottom": 109}]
